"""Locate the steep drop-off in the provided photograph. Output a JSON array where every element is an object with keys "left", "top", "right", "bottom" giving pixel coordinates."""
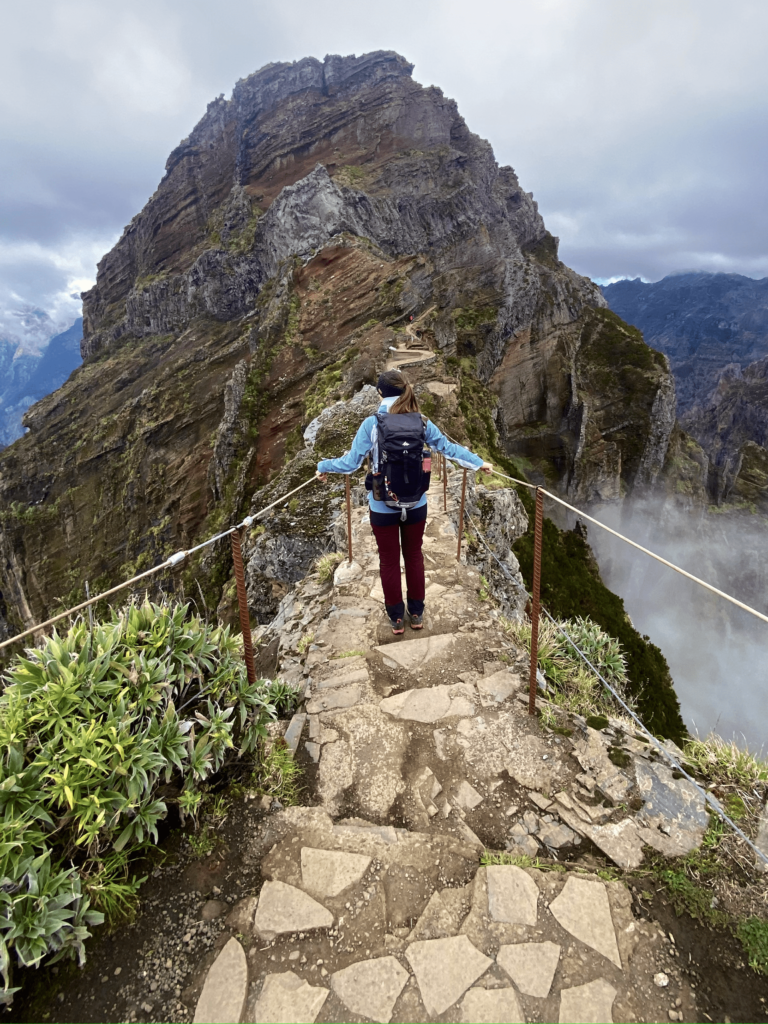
[{"left": 0, "top": 51, "right": 676, "bottom": 640}]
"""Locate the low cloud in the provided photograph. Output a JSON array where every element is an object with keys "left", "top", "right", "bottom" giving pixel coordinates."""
[
  {"left": 572, "top": 497, "right": 768, "bottom": 754},
  {"left": 0, "top": 236, "right": 113, "bottom": 349}
]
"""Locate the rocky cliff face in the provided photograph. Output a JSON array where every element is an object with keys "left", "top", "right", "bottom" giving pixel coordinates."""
[
  {"left": 0, "top": 51, "right": 676, "bottom": 637},
  {"left": 684, "top": 356, "right": 768, "bottom": 508}
]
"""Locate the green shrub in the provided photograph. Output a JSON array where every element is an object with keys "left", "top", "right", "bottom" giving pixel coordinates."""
[
  {"left": 504, "top": 614, "right": 634, "bottom": 720},
  {"left": 264, "top": 679, "right": 303, "bottom": 717},
  {"left": 0, "top": 599, "right": 279, "bottom": 997},
  {"left": 512, "top": 499, "right": 686, "bottom": 742}
]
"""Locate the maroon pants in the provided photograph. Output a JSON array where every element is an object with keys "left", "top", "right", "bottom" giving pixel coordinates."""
[{"left": 370, "top": 519, "right": 426, "bottom": 620}]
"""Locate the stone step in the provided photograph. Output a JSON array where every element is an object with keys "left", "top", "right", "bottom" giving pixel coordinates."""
[
  {"left": 374, "top": 633, "right": 457, "bottom": 671},
  {"left": 191, "top": 807, "right": 671, "bottom": 1024}
]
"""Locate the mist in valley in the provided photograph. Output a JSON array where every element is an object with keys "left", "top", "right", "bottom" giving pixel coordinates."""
[{"left": 565, "top": 499, "right": 768, "bottom": 753}]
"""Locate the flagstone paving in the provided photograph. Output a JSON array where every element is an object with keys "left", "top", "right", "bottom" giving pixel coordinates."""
[
  {"left": 184, "top": 499, "right": 713, "bottom": 1023},
  {"left": 192, "top": 938, "right": 248, "bottom": 1024}
]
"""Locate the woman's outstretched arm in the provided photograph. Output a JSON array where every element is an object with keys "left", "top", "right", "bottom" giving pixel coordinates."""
[
  {"left": 316, "top": 416, "right": 375, "bottom": 478},
  {"left": 424, "top": 421, "right": 492, "bottom": 472}
]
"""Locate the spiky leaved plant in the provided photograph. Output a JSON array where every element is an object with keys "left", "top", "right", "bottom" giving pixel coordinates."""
[{"left": 0, "top": 599, "right": 279, "bottom": 998}]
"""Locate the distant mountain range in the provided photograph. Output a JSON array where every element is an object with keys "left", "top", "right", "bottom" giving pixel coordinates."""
[
  {"left": 602, "top": 273, "right": 768, "bottom": 505},
  {"left": 601, "top": 273, "right": 768, "bottom": 416},
  {"left": 0, "top": 318, "right": 82, "bottom": 448}
]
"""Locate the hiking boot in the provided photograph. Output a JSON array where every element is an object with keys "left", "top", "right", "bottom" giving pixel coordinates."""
[
  {"left": 389, "top": 617, "right": 405, "bottom": 635},
  {"left": 409, "top": 612, "right": 424, "bottom": 630}
]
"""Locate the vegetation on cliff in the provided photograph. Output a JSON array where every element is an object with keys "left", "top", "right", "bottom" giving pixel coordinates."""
[
  {"left": 0, "top": 600, "right": 293, "bottom": 996},
  {"left": 440, "top": 354, "right": 686, "bottom": 741},
  {"left": 512, "top": 499, "right": 686, "bottom": 743}
]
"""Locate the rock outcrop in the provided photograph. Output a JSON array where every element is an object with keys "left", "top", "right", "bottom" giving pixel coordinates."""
[
  {"left": 602, "top": 272, "right": 768, "bottom": 417},
  {"left": 0, "top": 51, "right": 675, "bottom": 637},
  {"left": 684, "top": 355, "right": 768, "bottom": 508}
]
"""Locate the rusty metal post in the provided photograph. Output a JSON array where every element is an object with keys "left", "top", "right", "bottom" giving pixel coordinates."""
[
  {"left": 443, "top": 455, "right": 448, "bottom": 511},
  {"left": 456, "top": 468, "right": 468, "bottom": 561},
  {"left": 231, "top": 528, "right": 257, "bottom": 686},
  {"left": 345, "top": 474, "right": 353, "bottom": 563},
  {"left": 528, "top": 487, "right": 544, "bottom": 716}
]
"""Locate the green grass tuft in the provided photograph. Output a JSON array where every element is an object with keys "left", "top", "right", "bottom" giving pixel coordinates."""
[
  {"left": 252, "top": 739, "right": 302, "bottom": 806},
  {"left": 738, "top": 917, "right": 768, "bottom": 976},
  {"left": 187, "top": 824, "right": 218, "bottom": 860},
  {"left": 682, "top": 734, "right": 768, "bottom": 787},
  {"left": 504, "top": 615, "right": 635, "bottom": 721},
  {"left": 82, "top": 850, "right": 146, "bottom": 925},
  {"left": 296, "top": 632, "right": 315, "bottom": 655},
  {"left": 314, "top": 551, "right": 344, "bottom": 582}
]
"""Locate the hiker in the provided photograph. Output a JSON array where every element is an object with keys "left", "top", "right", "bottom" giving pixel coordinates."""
[{"left": 315, "top": 370, "right": 493, "bottom": 633}]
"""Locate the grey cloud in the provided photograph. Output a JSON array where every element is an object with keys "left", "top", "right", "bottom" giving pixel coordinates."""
[
  {"left": 1, "top": 0, "right": 767, "bottom": 342},
  {"left": 583, "top": 498, "right": 768, "bottom": 752}
]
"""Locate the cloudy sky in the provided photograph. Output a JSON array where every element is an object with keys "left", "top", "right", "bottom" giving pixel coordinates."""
[{"left": 2, "top": 0, "right": 767, "bottom": 345}]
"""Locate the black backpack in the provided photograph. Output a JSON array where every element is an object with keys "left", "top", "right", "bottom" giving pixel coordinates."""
[{"left": 370, "top": 411, "right": 431, "bottom": 512}]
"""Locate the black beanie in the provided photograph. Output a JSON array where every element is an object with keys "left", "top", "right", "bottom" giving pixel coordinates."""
[{"left": 377, "top": 374, "right": 404, "bottom": 398}]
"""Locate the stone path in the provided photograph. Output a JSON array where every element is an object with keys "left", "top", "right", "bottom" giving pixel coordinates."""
[
  {"left": 384, "top": 309, "right": 437, "bottom": 372},
  {"left": 186, "top": 491, "right": 707, "bottom": 1022}
]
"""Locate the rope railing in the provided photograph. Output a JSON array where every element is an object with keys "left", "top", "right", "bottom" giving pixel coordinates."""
[
  {"left": 486, "top": 470, "right": 768, "bottom": 628},
  {"left": 0, "top": 475, "right": 318, "bottom": 653},
  {"left": 463, "top": 508, "right": 768, "bottom": 869},
  {"left": 1, "top": 425, "right": 765, "bottom": 865}
]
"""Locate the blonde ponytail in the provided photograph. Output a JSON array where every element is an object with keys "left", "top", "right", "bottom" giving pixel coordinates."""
[{"left": 390, "top": 381, "right": 419, "bottom": 414}]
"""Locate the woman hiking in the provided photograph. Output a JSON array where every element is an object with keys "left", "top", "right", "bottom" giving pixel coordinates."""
[{"left": 315, "top": 369, "right": 493, "bottom": 634}]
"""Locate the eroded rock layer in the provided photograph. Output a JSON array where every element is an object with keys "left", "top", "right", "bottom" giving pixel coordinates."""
[{"left": 0, "top": 51, "right": 674, "bottom": 636}]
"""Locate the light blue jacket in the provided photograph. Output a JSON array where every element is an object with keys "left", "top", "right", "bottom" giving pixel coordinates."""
[{"left": 317, "top": 396, "right": 484, "bottom": 514}]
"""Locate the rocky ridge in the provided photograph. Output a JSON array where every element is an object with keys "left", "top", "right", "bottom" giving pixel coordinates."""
[
  {"left": 18, "top": 474, "right": 758, "bottom": 1024},
  {"left": 602, "top": 273, "right": 768, "bottom": 418},
  {"left": 0, "top": 51, "right": 678, "bottom": 640}
]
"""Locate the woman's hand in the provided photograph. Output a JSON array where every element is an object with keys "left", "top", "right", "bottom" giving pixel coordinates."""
[
  {"left": 315, "top": 470, "right": 328, "bottom": 483},
  {"left": 479, "top": 462, "right": 494, "bottom": 475}
]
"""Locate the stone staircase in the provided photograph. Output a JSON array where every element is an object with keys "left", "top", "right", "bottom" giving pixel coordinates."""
[{"left": 186, "top": 500, "right": 703, "bottom": 1023}]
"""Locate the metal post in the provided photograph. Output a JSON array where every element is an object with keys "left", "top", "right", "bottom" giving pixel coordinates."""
[
  {"left": 230, "top": 529, "right": 257, "bottom": 686},
  {"left": 85, "top": 581, "right": 94, "bottom": 659},
  {"left": 345, "top": 474, "right": 353, "bottom": 563},
  {"left": 456, "top": 468, "right": 467, "bottom": 561},
  {"left": 85, "top": 581, "right": 94, "bottom": 632},
  {"left": 443, "top": 455, "right": 448, "bottom": 511},
  {"left": 528, "top": 487, "right": 544, "bottom": 716}
]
